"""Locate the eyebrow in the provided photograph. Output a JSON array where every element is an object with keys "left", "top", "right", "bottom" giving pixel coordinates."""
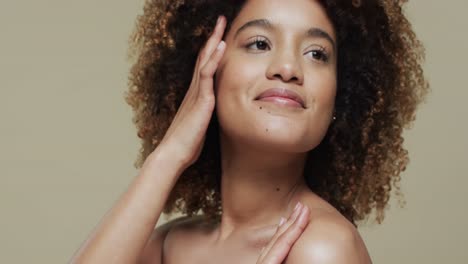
[{"left": 234, "top": 19, "right": 336, "bottom": 52}]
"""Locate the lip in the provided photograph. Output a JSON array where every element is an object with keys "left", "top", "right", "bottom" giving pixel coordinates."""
[{"left": 255, "top": 88, "right": 306, "bottom": 108}]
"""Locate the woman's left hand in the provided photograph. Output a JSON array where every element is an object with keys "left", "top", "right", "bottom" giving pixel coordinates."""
[{"left": 256, "top": 202, "right": 310, "bottom": 264}]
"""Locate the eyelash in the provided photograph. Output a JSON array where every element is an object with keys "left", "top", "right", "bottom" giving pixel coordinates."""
[
  {"left": 306, "top": 46, "right": 329, "bottom": 63},
  {"left": 245, "top": 36, "right": 330, "bottom": 63},
  {"left": 246, "top": 36, "right": 271, "bottom": 51}
]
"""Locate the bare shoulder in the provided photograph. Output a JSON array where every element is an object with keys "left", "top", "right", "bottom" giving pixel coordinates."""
[
  {"left": 139, "top": 215, "right": 207, "bottom": 264},
  {"left": 286, "top": 194, "right": 372, "bottom": 263}
]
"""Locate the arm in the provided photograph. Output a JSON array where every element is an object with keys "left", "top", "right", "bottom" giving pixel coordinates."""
[
  {"left": 70, "top": 149, "right": 182, "bottom": 264},
  {"left": 70, "top": 16, "right": 227, "bottom": 264}
]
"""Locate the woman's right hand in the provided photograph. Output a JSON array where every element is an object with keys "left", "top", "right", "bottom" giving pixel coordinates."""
[
  {"left": 70, "top": 19, "right": 228, "bottom": 264},
  {"left": 151, "top": 16, "right": 227, "bottom": 170}
]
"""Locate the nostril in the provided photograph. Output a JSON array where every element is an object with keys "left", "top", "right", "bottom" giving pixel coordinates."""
[{"left": 273, "top": 74, "right": 299, "bottom": 82}]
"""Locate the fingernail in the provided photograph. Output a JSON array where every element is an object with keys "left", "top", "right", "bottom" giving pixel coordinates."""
[
  {"left": 216, "top": 16, "right": 221, "bottom": 25},
  {"left": 294, "top": 202, "right": 301, "bottom": 211},
  {"left": 278, "top": 217, "right": 286, "bottom": 227},
  {"left": 216, "top": 41, "right": 225, "bottom": 50},
  {"left": 299, "top": 205, "right": 310, "bottom": 221}
]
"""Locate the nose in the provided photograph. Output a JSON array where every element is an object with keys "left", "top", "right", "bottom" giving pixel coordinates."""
[{"left": 266, "top": 50, "right": 304, "bottom": 85}]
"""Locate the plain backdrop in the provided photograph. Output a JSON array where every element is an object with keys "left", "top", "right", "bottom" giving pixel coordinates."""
[{"left": 1, "top": 0, "right": 467, "bottom": 263}]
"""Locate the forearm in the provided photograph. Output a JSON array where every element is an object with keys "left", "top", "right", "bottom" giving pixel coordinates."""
[{"left": 71, "top": 148, "right": 183, "bottom": 263}]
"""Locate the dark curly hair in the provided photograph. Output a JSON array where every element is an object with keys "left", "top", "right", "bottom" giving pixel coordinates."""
[{"left": 125, "top": 0, "right": 429, "bottom": 226}]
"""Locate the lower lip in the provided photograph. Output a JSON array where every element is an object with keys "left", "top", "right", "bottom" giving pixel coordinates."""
[{"left": 256, "top": 96, "right": 303, "bottom": 108}]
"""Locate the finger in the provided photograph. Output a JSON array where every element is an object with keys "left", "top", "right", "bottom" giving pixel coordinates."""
[
  {"left": 262, "top": 203, "right": 303, "bottom": 253},
  {"left": 173, "top": 41, "right": 225, "bottom": 135},
  {"left": 198, "top": 40, "right": 226, "bottom": 99},
  {"left": 183, "top": 16, "right": 225, "bottom": 107},
  {"left": 257, "top": 203, "right": 304, "bottom": 261},
  {"left": 182, "top": 45, "right": 204, "bottom": 103},
  {"left": 258, "top": 217, "right": 285, "bottom": 256},
  {"left": 189, "top": 16, "right": 223, "bottom": 89},
  {"left": 260, "top": 206, "right": 310, "bottom": 264},
  {"left": 199, "top": 15, "right": 227, "bottom": 67}
]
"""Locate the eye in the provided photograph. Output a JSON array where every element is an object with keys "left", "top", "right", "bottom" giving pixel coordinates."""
[
  {"left": 305, "top": 46, "right": 329, "bottom": 63},
  {"left": 246, "top": 36, "right": 271, "bottom": 51}
]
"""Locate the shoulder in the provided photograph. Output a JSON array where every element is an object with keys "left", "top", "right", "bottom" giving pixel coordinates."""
[
  {"left": 162, "top": 214, "right": 213, "bottom": 248},
  {"left": 139, "top": 215, "right": 206, "bottom": 264},
  {"left": 286, "top": 195, "right": 372, "bottom": 263}
]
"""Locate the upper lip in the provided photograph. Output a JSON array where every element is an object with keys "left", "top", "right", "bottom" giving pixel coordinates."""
[{"left": 255, "top": 88, "right": 306, "bottom": 108}]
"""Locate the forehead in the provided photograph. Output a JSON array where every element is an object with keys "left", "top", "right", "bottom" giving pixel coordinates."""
[{"left": 227, "top": 0, "right": 335, "bottom": 39}]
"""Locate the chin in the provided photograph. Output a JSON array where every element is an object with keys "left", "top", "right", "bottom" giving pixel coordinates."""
[
  {"left": 261, "top": 128, "right": 322, "bottom": 153},
  {"left": 219, "top": 117, "right": 321, "bottom": 154},
  {"left": 254, "top": 135, "right": 317, "bottom": 154},
  {"left": 216, "top": 98, "right": 330, "bottom": 154}
]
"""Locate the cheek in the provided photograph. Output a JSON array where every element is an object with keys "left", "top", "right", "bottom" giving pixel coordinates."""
[
  {"left": 215, "top": 54, "right": 263, "bottom": 105},
  {"left": 301, "top": 71, "right": 337, "bottom": 145},
  {"left": 308, "top": 70, "right": 337, "bottom": 112},
  {"left": 213, "top": 51, "right": 337, "bottom": 152}
]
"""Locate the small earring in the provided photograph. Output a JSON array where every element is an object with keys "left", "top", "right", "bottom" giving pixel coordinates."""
[{"left": 332, "top": 116, "right": 336, "bottom": 121}]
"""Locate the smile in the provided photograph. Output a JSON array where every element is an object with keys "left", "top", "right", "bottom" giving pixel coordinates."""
[
  {"left": 256, "top": 96, "right": 304, "bottom": 108},
  {"left": 255, "top": 88, "right": 306, "bottom": 109}
]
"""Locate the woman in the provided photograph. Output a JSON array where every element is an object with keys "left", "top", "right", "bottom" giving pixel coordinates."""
[{"left": 72, "top": 0, "right": 428, "bottom": 263}]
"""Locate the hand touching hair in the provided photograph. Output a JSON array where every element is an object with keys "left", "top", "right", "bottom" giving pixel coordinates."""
[{"left": 126, "top": 0, "right": 428, "bottom": 225}]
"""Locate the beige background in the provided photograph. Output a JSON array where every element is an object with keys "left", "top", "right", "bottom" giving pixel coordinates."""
[{"left": 1, "top": 0, "right": 466, "bottom": 263}]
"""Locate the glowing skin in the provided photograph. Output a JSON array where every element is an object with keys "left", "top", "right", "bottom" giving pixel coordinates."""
[
  {"left": 72, "top": 1, "right": 372, "bottom": 263},
  {"left": 160, "top": 0, "right": 371, "bottom": 263},
  {"left": 215, "top": 0, "right": 337, "bottom": 154}
]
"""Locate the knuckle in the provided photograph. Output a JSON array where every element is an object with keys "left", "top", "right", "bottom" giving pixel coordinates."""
[
  {"left": 277, "top": 233, "right": 287, "bottom": 243},
  {"left": 200, "top": 66, "right": 213, "bottom": 78},
  {"left": 284, "top": 239, "right": 294, "bottom": 248},
  {"left": 290, "top": 225, "right": 303, "bottom": 236},
  {"left": 294, "top": 218, "right": 308, "bottom": 230},
  {"left": 278, "top": 235, "right": 295, "bottom": 248},
  {"left": 201, "top": 94, "right": 215, "bottom": 105},
  {"left": 200, "top": 45, "right": 209, "bottom": 56},
  {"left": 197, "top": 91, "right": 214, "bottom": 104},
  {"left": 278, "top": 232, "right": 296, "bottom": 246},
  {"left": 199, "top": 50, "right": 207, "bottom": 61}
]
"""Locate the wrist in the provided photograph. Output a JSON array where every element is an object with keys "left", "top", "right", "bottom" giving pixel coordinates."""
[{"left": 142, "top": 145, "right": 187, "bottom": 180}]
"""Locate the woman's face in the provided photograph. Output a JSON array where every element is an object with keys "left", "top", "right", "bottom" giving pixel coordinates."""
[{"left": 215, "top": 0, "right": 337, "bottom": 153}]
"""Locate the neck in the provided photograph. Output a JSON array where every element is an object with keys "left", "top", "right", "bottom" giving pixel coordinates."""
[{"left": 216, "top": 134, "right": 309, "bottom": 241}]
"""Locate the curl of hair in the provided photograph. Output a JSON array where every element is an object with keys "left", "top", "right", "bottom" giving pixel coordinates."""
[{"left": 126, "top": 0, "right": 429, "bottom": 226}]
